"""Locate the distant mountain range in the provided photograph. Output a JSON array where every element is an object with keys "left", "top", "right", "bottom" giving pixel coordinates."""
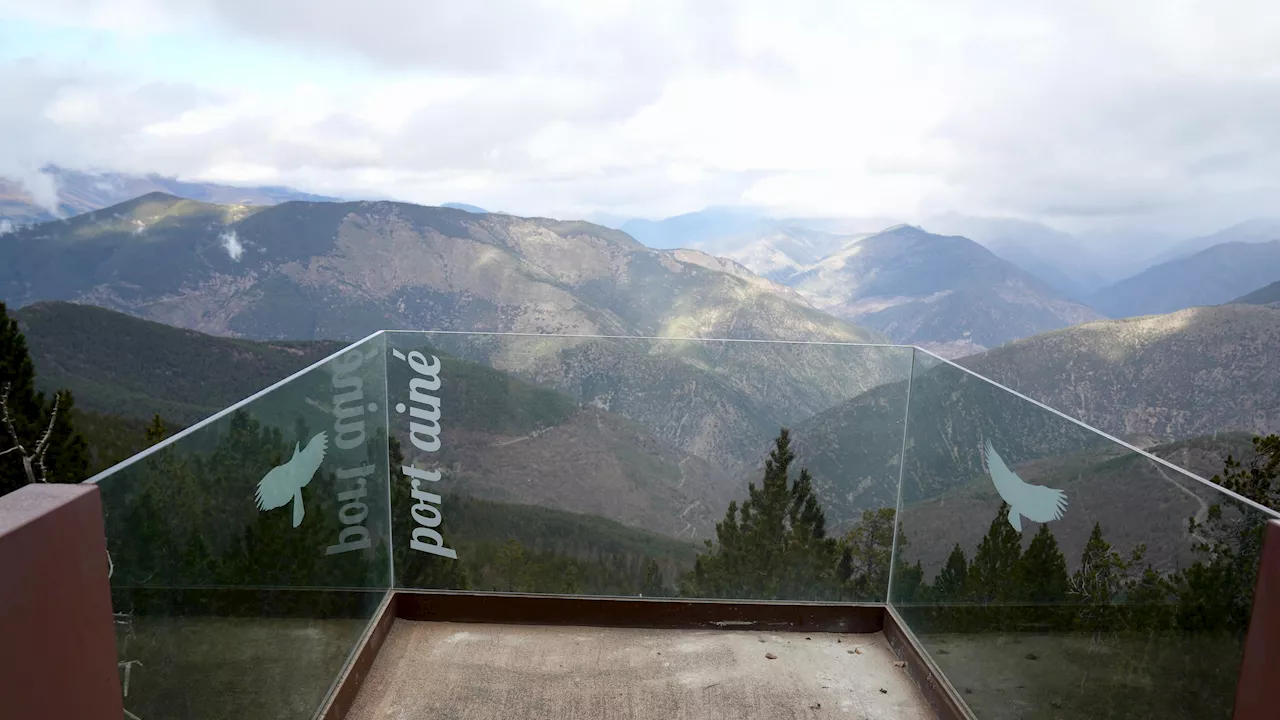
[
  {"left": 780, "top": 225, "right": 1102, "bottom": 356},
  {"left": 1146, "top": 218, "right": 1280, "bottom": 266},
  {"left": 0, "top": 192, "right": 881, "bottom": 345},
  {"left": 616, "top": 207, "right": 898, "bottom": 254},
  {"left": 1088, "top": 240, "right": 1280, "bottom": 318},
  {"left": 696, "top": 226, "right": 864, "bottom": 283},
  {"left": 611, "top": 207, "right": 1280, "bottom": 328},
  {"left": 0, "top": 166, "right": 338, "bottom": 225},
  {"left": 1, "top": 193, "right": 912, "bottom": 470},
  {"left": 920, "top": 214, "right": 1114, "bottom": 300},
  {"left": 442, "top": 202, "right": 489, "bottom": 213}
]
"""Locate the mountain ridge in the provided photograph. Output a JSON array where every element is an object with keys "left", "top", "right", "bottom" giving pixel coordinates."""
[
  {"left": 957, "top": 303, "right": 1280, "bottom": 441},
  {"left": 3, "top": 197, "right": 908, "bottom": 470},
  {"left": 0, "top": 167, "right": 339, "bottom": 225},
  {"left": 781, "top": 225, "right": 1103, "bottom": 356},
  {"left": 1089, "top": 240, "right": 1280, "bottom": 318}
]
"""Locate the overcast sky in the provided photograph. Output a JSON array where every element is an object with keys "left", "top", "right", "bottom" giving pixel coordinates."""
[{"left": 2, "top": 0, "right": 1279, "bottom": 234}]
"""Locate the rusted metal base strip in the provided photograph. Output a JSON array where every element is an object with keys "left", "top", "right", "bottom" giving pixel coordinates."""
[
  {"left": 395, "top": 590, "right": 884, "bottom": 633},
  {"left": 317, "top": 591, "right": 398, "bottom": 720},
  {"left": 1235, "top": 519, "right": 1280, "bottom": 720},
  {"left": 883, "top": 604, "right": 975, "bottom": 720}
]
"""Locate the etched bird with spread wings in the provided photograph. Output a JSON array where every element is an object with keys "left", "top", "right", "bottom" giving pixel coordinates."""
[
  {"left": 982, "top": 440, "right": 1067, "bottom": 532},
  {"left": 255, "top": 432, "right": 328, "bottom": 528}
]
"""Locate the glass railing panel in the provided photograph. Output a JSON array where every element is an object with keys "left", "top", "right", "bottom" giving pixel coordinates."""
[
  {"left": 385, "top": 332, "right": 914, "bottom": 602},
  {"left": 890, "top": 349, "right": 1280, "bottom": 720},
  {"left": 89, "top": 332, "right": 391, "bottom": 720}
]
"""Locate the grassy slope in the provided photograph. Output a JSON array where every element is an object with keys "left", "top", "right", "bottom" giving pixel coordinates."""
[{"left": 16, "top": 301, "right": 346, "bottom": 426}]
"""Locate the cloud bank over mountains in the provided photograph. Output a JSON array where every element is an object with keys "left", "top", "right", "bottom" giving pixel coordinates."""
[{"left": 3, "top": 0, "right": 1280, "bottom": 237}]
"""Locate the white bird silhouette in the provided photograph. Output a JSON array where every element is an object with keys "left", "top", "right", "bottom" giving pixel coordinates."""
[
  {"left": 255, "top": 432, "right": 327, "bottom": 528},
  {"left": 982, "top": 440, "right": 1067, "bottom": 532}
]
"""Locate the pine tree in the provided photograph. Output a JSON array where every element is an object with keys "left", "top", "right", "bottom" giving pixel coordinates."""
[
  {"left": 841, "top": 507, "right": 896, "bottom": 600},
  {"left": 1128, "top": 565, "right": 1173, "bottom": 631},
  {"left": 1173, "top": 434, "right": 1279, "bottom": 632},
  {"left": 969, "top": 504, "right": 1022, "bottom": 602},
  {"left": 562, "top": 563, "right": 582, "bottom": 594},
  {"left": 641, "top": 559, "right": 665, "bottom": 596},
  {"left": 934, "top": 544, "right": 970, "bottom": 601},
  {"left": 688, "top": 428, "right": 842, "bottom": 600},
  {"left": 1069, "top": 522, "right": 1142, "bottom": 635},
  {"left": 144, "top": 414, "right": 168, "bottom": 446},
  {"left": 1, "top": 302, "right": 89, "bottom": 495},
  {"left": 495, "top": 539, "right": 528, "bottom": 592},
  {"left": 1016, "top": 524, "right": 1069, "bottom": 603}
]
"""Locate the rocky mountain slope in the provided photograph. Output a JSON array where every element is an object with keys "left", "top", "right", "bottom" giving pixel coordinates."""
[
  {"left": 957, "top": 304, "right": 1280, "bottom": 441},
  {"left": 0, "top": 193, "right": 879, "bottom": 343},
  {"left": 770, "top": 302, "right": 1279, "bottom": 528},
  {"left": 782, "top": 225, "right": 1102, "bottom": 356},
  {"left": 0, "top": 167, "right": 336, "bottom": 226},
  {"left": 1089, "top": 240, "right": 1280, "bottom": 318},
  {"left": 662, "top": 248, "right": 813, "bottom": 307},
  {"left": 897, "top": 433, "right": 1260, "bottom": 580}
]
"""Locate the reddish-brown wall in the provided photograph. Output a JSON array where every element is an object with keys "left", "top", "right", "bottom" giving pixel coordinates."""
[
  {"left": 0, "top": 484, "right": 123, "bottom": 719},
  {"left": 1235, "top": 519, "right": 1280, "bottom": 720}
]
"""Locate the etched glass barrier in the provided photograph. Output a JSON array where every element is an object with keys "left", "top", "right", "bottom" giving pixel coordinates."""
[
  {"left": 889, "top": 351, "right": 1280, "bottom": 720},
  {"left": 81, "top": 328, "right": 1277, "bottom": 720},
  {"left": 384, "top": 332, "right": 915, "bottom": 602},
  {"left": 89, "top": 333, "right": 391, "bottom": 720}
]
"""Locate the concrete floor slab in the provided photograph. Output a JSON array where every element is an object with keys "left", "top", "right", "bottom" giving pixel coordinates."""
[{"left": 346, "top": 620, "right": 933, "bottom": 720}]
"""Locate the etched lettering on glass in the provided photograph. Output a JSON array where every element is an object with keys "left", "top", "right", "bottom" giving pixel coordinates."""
[{"left": 393, "top": 348, "right": 456, "bottom": 560}]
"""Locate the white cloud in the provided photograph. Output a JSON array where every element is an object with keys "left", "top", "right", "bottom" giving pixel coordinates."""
[
  {"left": 3, "top": 0, "right": 1280, "bottom": 235},
  {"left": 219, "top": 229, "right": 243, "bottom": 261}
]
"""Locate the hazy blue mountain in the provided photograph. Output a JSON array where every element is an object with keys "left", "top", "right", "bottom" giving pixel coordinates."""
[
  {"left": 619, "top": 206, "right": 773, "bottom": 249},
  {"left": 783, "top": 225, "right": 1102, "bottom": 356},
  {"left": 1230, "top": 280, "right": 1280, "bottom": 307},
  {"left": 699, "top": 226, "right": 862, "bottom": 282},
  {"left": 922, "top": 213, "right": 1113, "bottom": 299},
  {"left": 0, "top": 166, "right": 338, "bottom": 225},
  {"left": 1089, "top": 240, "right": 1280, "bottom": 318},
  {"left": 442, "top": 202, "right": 489, "bottom": 213},
  {"left": 1146, "top": 218, "right": 1280, "bottom": 267}
]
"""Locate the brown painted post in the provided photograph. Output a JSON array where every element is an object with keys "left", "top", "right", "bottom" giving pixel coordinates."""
[
  {"left": 1235, "top": 519, "right": 1280, "bottom": 720},
  {"left": 0, "top": 484, "right": 123, "bottom": 720}
]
